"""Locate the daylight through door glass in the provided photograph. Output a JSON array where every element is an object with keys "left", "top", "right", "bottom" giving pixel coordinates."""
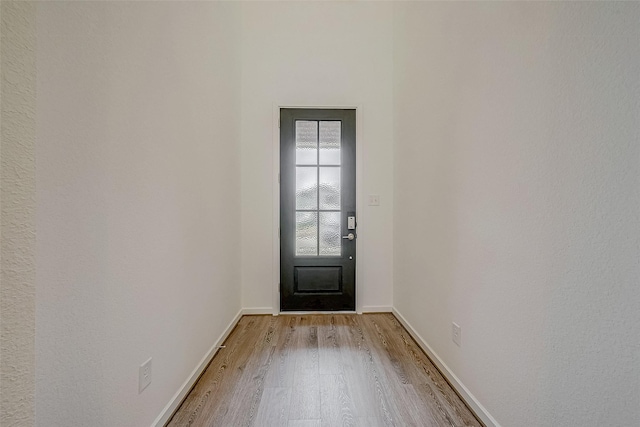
[{"left": 295, "top": 120, "right": 342, "bottom": 256}]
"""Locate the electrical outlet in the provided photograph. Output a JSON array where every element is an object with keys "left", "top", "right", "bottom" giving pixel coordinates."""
[
  {"left": 139, "top": 357, "right": 152, "bottom": 393},
  {"left": 368, "top": 194, "right": 380, "bottom": 206},
  {"left": 452, "top": 323, "right": 461, "bottom": 347}
]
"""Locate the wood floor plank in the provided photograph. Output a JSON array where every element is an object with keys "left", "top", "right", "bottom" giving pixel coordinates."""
[
  {"left": 345, "top": 315, "right": 397, "bottom": 425},
  {"left": 208, "top": 317, "right": 276, "bottom": 426},
  {"left": 319, "top": 374, "right": 357, "bottom": 427},
  {"left": 288, "top": 316, "right": 321, "bottom": 421},
  {"left": 264, "top": 315, "right": 297, "bottom": 388},
  {"left": 215, "top": 320, "right": 275, "bottom": 426},
  {"left": 399, "top": 384, "right": 442, "bottom": 427},
  {"left": 288, "top": 420, "right": 321, "bottom": 427},
  {"left": 380, "top": 313, "right": 481, "bottom": 427},
  {"left": 333, "top": 315, "right": 378, "bottom": 420},
  {"left": 370, "top": 313, "right": 460, "bottom": 426},
  {"left": 167, "top": 316, "right": 269, "bottom": 427},
  {"left": 356, "top": 416, "right": 383, "bottom": 427},
  {"left": 318, "top": 315, "right": 342, "bottom": 375},
  {"left": 168, "top": 314, "right": 483, "bottom": 427},
  {"left": 255, "top": 387, "right": 292, "bottom": 427},
  {"left": 360, "top": 314, "right": 436, "bottom": 426}
]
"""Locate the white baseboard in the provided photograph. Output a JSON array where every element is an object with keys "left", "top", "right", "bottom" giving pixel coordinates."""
[
  {"left": 361, "top": 305, "right": 393, "bottom": 313},
  {"left": 242, "top": 307, "right": 393, "bottom": 315},
  {"left": 392, "top": 308, "right": 501, "bottom": 427},
  {"left": 279, "top": 311, "right": 357, "bottom": 315},
  {"left": 242, "top": 307, "right": 276, "bottom": 315},
  {"left": 152, "top": 309, "right": 244, "bottom": 427}
]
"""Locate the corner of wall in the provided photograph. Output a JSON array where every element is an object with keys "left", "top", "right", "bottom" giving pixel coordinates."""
[{"left": 0, "top": 1, "right": 37, "bottom": 425}]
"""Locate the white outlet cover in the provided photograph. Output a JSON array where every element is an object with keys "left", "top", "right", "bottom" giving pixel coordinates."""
[
  {"left": 139, "top": 357, "right": 152, "bottom": 393},
  {"left": 452, "top": 323, "right": 461, "bottom": 347},
  {"left": 368, "top": 194, "right": 380, "bottom": 206}
]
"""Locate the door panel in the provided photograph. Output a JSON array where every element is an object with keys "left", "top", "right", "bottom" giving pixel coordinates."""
[{"left": 280, "top": 108, "right": 356, "bottom": 311}]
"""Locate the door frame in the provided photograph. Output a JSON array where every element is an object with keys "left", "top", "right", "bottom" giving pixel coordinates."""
[{"left": 271, "top": 103, "right": 363, "bottom": 315}]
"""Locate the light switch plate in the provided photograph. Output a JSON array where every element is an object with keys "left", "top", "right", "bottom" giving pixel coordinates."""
[
  {"left": 368, "top": 195, "right": 380, "bottom": 206},
  {"left": 452, "top": 323, "right": 461, "bottom": 347},
  {"left": 139, "top": 357, "right": 152, "bottom": 393}
]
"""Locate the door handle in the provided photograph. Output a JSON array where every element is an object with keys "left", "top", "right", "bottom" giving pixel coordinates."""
[{"left": 342, "top": 233, "right": 355, "bottom": 241}]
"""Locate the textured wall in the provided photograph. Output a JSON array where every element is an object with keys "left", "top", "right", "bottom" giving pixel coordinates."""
[
  {"left": 0, "top": 1, "right": 37, "bottom": 426},
  {"left": 240, "top": 1, "right": 394, "bottom": 312},
  {"left": 393, "top": 2, "right": 640, "bottom": 426},
  {"left": 35, "top": 2, "right": 241, "bottom": 425}
]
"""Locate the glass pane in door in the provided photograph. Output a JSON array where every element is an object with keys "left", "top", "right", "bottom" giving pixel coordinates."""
[
  {"left": 319, "top": 167, "right": 340, "bottom": 210},
  {"left": 319, "top": 121, "right": 341, "bottom": 165},
  {"left": 296, "top": 212, "right": 318, "bottom": 256},
  {"left": 296, "top": 121, "right": 318, "bottom": 165},
  {"left": 294, "top": 119, "right": 343, "bottom": 257},
  {"left": 319, "top": 212, "right": 341, "bottom": 256},
  {"left": 296, "top": 167, "right": 318, "bottom": 210}
]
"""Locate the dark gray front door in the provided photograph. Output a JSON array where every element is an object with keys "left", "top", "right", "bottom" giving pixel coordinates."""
[{"left": 280, "top": 109, "right": 356, "bottom": 311}]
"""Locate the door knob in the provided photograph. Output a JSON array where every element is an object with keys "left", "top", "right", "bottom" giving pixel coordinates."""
[{"left": 342, "top": 233, "right": 355, "bottom": 241}]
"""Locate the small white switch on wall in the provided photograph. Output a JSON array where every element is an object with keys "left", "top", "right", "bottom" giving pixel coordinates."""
[
  {"left": 139, "top": 357, "right": 152, "bottom": 393},
  {"left": 452, "top": 323, "right": 461, "bottom": 347},
  {"left": 368, "top": 194, "right": 380, "bottom": 206}
]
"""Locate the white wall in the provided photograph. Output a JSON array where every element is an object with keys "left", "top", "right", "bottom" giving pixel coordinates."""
[
  {"left": 240, "top": 1, "right": 394, "bottom": 312},
  {"left": 1, "top": 2, "right": 37, "bottom": 425},
  {"left": 35, "top": 2, "right": 241, "bottom": 426},
  {"left": 393, "top": 2, "right": 640, "bottom": 426},
  {"left": 5, "top": 2, "right": 638, "bottom": 426}
]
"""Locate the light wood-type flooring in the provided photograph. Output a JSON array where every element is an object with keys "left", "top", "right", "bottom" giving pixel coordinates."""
[{"left": 167, "top": 313, "right": 482, "bottom": 427}]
